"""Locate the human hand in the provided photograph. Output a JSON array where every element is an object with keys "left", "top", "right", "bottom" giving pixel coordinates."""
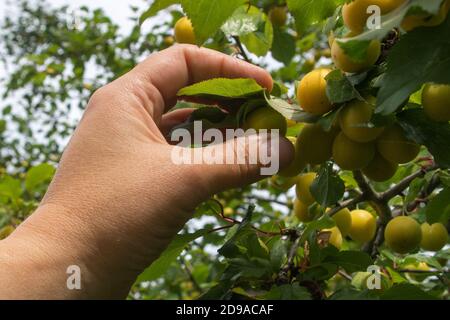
[{"left": 0, "top": 45, "right": 293, "bottom": 299}]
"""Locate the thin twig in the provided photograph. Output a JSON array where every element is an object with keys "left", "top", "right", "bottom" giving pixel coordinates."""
[
  {"left": 327, "top": 193, "right": 365, "bottom": 217},
  {"left": 380, "top": 164, "right": 438, "bottom": 202},
  {"left": 232, "top": 36, "right": 251, "bottom": 63},
  {"left": 179, "top": 255, "right": 203, "bottom": 293},
  {"left": 245, "top": 195, "right": 290, "bottom": 207}
]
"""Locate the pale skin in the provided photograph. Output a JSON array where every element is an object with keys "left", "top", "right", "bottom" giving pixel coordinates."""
[{"left": 0, "top": 45, "right": 293, "bottom": 299}]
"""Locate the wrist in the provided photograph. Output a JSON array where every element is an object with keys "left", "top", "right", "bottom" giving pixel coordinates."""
[{"left": 0, "top": 203, "right": 136, "bottom": 299}]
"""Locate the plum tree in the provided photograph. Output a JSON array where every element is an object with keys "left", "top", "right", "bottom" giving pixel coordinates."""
[
  {"left": 343, "top": 0, "right": 407, "bottom": 33},
  {"left": 243, "top": 107, "right": 287, "bottom": 136},
  {"left": 420, "top": 222, "right": 449, "bottom": 251},
  {"left": 294, "top": 199, "right": 316, "bottom": 222},
  {"left": 278, "top": 137, "right": 306, "bottom": 177},
  {"left": 362, "top": 152, "right": 398, "bottom": 182},
  {"left": 331, "top": 37, "right": 381, "bottom": 73},
  {"left": 332, "top": 132, "right": 375, "bottom": 170},
  {"left": 422, "top": 83, "right": 450, "bottom": 122},
  {"left": 349, "top": 209, "right": 377, "bottom": 243},
  {"left": 339, "top": 98, "right": 384, "bottom": 143},
  {"left": 174, "top": 17, "right": 196, "bottom": 44},
  {"left": 321, "top": 227, "right": 343, "bottom": 250},
  {"left": 376, "top": 124, "right": 420, "bottom": 164},
  {"left": 295, "top": 172, "right": 317, "bottom": 205},
  {"left": 268, "top": 6, "right": 288, "bottom": 27},
  {"left": 296, "top": 123, "right": 339, "bottom": 165},
  {"left": 384, "top": 216, "right": 422, "bottom": 254},
  {"left": 330, "top": 207, "right": 352, "bottom": 236},
  {"left": 296, "top": 68, "right": 334, "bottom": 115}
]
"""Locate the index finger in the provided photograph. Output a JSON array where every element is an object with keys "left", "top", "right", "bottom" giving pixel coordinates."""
[{"left": 128, "top": 44, "right": 273, "bottom": 118}]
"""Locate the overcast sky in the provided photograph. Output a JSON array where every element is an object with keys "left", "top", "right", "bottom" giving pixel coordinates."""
[{"left": 0, "top": 0, "right": 149, "bottom": 33}]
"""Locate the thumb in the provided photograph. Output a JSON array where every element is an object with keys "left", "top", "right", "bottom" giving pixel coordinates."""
[{"left": 193, "top": 133, "right": 294, "bottom": 195}]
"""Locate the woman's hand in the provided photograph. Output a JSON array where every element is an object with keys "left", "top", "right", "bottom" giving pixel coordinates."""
[{"left": 0, "top": 45, "right": 293, "bottom": 299}]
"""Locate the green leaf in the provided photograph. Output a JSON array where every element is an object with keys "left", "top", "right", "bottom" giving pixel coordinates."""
[
  {"left": 272, "top": 28, "right": 296, "bottom": 65},
  {"left": 300, "top": 215, "right": 335, "bottom": 243},
  {"left": 397, "top": 109, "right": 450, "bottom": 168},
  {"left": 183, "top": 0, "right": 246, "bottom": 45},
  {"left": 326, "top": 70, "right": 360, "bottom": 104},
  {"left": 264, "top": 283, "right": 311, "bottom": 300},
  {"left": 310, "top": 162, "right": 345, "bottom": 207},
  {"left": 136, "top": 229, "right": 209, "bottom": 282},
  {"left": 0, "top": 176, "right": 22, "bottom": 202},
  {"left": 225, "top": 256, "right": 272, "bottom": 279},
  {"left": 218, "top": 207, "right": 254, "bottom": 258},
  {"left": 324, "top": 251, "right": 373, "bottom": 274},
  {"left": 177, "top": 78, "right": 265, "bottom": 100},
  {"left": 269, "top": 237, "right": 287, "bottom": 270},
  {"left": 425, "top": 187, "right": 450, "bottom": 224},
  {"left": 265, "top": 95, "right": 320, "bottom": 123},
  {"left": 380, "top": 283, "right": 435, "bottom": 300},
  {"left": 287, "top": 0, "right": 340, "bottom": 34},
  {"left": 376, "top": 14, "right": 450, "bottom": 115},
  {"left": 240, "top": 6, "right": 273, "bottom": 57},
  {"left": 25, "top": 163, "right": 55, "bottom": 193},
  {"left": 139, "top": 0, "right": 180, "bottom": 25},
  {"left": 329, "top": 287, "right": 374, "bottom": 300}
]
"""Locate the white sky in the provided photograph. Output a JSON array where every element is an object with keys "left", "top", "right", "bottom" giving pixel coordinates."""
[{"left": 0, "top": 0, "right": 148, "bottom": 33}]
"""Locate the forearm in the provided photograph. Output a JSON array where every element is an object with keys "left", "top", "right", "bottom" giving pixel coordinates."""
[{"left": 0, "top": 204, "right": 137, "bottom": 299}]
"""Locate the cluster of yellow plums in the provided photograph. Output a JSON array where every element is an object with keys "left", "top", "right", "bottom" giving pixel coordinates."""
[
  {"left": 293, "top": 67, "right": 450, "bottom": 182},
  {"left": 170, "top": 4, "right": 449, "bottom": 255},
  {"left": 330, "top": 0, "right": 450, "bottom": 74},
  {"left": 293, "top": 172, "right": 379, "bottom": 250},
  {"left": 290, "top": 172, "right": 449, "bottom": 254}
]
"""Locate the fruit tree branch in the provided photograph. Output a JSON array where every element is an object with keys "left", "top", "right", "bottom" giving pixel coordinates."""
[
  {"left": 352, "top": 170, "right": 381, "bottom": 202},
  {"left": 327, "top": 192, "right": 365, "bottom": 217},
  {"left": 380, "top": 164, "right": 438, "bottom": 202}
]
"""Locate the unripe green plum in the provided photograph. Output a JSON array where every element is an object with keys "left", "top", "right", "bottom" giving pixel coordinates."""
[
  {"left": 420, "top": 222, "right": 448, "bottom": 251},
  {"left": 339, "top": 97, "right": 384, "bottom": 143},
  {"left": 279, "top": 137, "right": 306, "bottom": 177},
  {"left": 294, "top": 199, "right": 317, "bottom": 222},
  {"left": 422, "top": 83, "right": 450, "bottom": 122},
  {"left": 332, "top": 132, "right": 375, "bottom": 170},
  {"left": 295, "top": 172, "right": 317, "bottom": 205},
  {"left": 362, "top": 152, "right": 398, "bottom": 182},
  {"left": 385, "top": 216, "right": 422, "bottom": 254},
  {"left": 376, "top": 125, "right": 420, "bottom": 164},
  {"left": 243, "top": 107, "right": 287, "bottom": 136},
  {"left": 296, "top": 124, "right": 339, "bottom": 165}
]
